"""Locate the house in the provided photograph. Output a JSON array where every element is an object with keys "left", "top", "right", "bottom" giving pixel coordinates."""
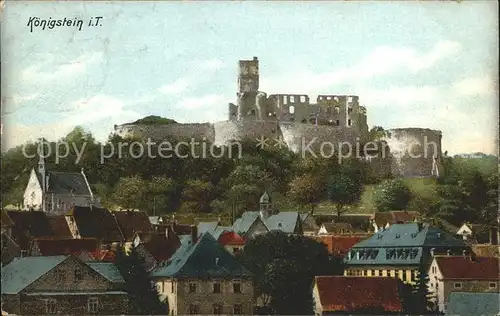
[
  {"left": 232, "top": 191, "right": 303, "bottom": 239},
  {"left": 444, "top": 292, "right": 500, "bottom": 316},
  {"left": 370, "top": 211, "right": 420, "bottom": 233},
  {"left": 457, "top": 223, "right": 499, "bottom": 244},
  {"left": 344, "top": 223, "right": 468, "bottom": 285},
  {"left": 29, "top": 238, "right": 100, "bottom": 258},
  {"left": 23, "top": 154, "right": 100, "bottom": 214},
  {"left": 6, "top": 210, "right": 54, "bottom": 252},
  {"left": 427, "top": 256, "right": 499, "bottom": 312},
  {"left": 113, "top": 210, "right": 153, "bottom": 249},
  {"left": 47, "top": 215, "right": 74, "bottom": 238},
  {"left": 65, "top": 206, "right": 124, "bottom": 246},
  {"left": 1, "top": 255, "right": 129, "bottom": 315},
  {"left": 149, "top": 227, "right": 254, "bottom": 315},
  {"left": 316, "top": 235, "right": 371, "bottom": 257},
  {"left": 1, "top": 230, "right": 21, "bottom": 266},
  {"left": 218, "top": 231, "right": 246, "bottom": 255},
  {"left": 134, "top": 227, "right": 182, "bottom": 272},
  {"left": 312, "top": 276, "right": 404, "bottom": 315},
  {"left": 318, "top": 222, "right": 366, "bottom": 235},
  {"left": 300, "top": 212, "right": 319, "bottom": 236}
]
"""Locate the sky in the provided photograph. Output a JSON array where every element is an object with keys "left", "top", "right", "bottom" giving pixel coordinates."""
[{"left": 1, "top": 1, "right": 498, "bottom": 155}]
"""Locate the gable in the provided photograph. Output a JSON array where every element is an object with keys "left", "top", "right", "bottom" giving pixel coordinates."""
[
  {"left": 247, "top": 217, "right": 269, "bottom": 236},
  {"left": 24, "top": 255, "right": 116, "bottom": 292},
  {"left": 23, "top": 169, "right": 43, "bottom": 205},
  {"left": 457, "top": 224, "right": 473, "bottom": 236}
]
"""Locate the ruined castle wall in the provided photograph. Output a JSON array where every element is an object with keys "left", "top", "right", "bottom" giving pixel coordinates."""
[
  {"left": 213, "top": 120, "right": 282, "bottom": 147},
  {"left": 114, "top": 123, "right": 215, "bottom": 143},
  {"left": 382, "top": 128, "right": 443, "bottom": 178}
]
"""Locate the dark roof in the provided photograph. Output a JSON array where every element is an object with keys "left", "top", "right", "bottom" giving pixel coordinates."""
[
  {"left": 1, "top": 210, "right": 14, "bottom": 228},
  {"left": 300, "top": 213, "right": 319, "bottom": 232},
  {"left": 314, "top": 276, "right": 404, "bottom": 313},
  {"left": 48, "top": 216, "right": 73, "bottom": 238},
  {"left": 113, "top": 211, "right": 153, "bottom": 241},
  {"left": 435, "top": 256, "right": 499, "bottom": 280},
  {"left": 32, "top": 238, "right": 99, "bottom": 256},
  {"left": 6, "top": 211, "right": 54, "bottom": 250},
  {"left": 171, "top": 222, "right": 193, "bottom": 235},
  {"left": 345, "top": 223, "right": 467, "bottom": 266},
  {"left": 150, "top": 232, "right": 253, "bottom": 279},
  {"left": 372, "top": 211, "right": 419, "bottom": 227},
  {"left": 142, "top": 229, "right": 182, "bottom": 262},
  {"left": 67, "top": 206, "right": 124, "bottom": 243},
  {"left": 445, "top": 292, "right": 500, "bottom": 316},
  {"left": 37, "top": 170, "right": 92, "bottom": 195},
  {"left": 317, "top": 235, "right": 371, "bottom": 256}
]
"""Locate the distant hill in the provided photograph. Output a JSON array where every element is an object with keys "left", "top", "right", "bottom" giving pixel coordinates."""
[
  {"left": 451, "top": 152, "right": 498, "bottom": 176},
  {"left": 128, "top": 115, "right": 178, "bottom": 125}
]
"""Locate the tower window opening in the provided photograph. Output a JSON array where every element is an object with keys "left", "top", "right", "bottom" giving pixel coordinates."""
[{"left": 289, "top": 106, "right": 295, "bottom": 114}]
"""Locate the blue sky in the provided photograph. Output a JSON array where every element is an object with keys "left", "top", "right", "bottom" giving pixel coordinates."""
[{"left": 1, "top": 1, "right": 498, "bottom": 154}]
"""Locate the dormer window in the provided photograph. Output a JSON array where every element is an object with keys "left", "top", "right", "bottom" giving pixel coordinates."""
[{"left": 395, "top": 233, "right": 400, "bottom": 239}]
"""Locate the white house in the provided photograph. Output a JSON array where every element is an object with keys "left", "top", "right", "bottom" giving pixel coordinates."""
[{"left": 23, "top": 155, "right": 99, "bottom": 215}]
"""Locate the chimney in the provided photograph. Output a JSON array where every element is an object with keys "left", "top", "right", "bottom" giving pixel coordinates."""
[
  {"left": 430, "top": 248, "right": 436, "bottom": 257},
  {"left": 446, "top": 249, "right": 451, "bottom": 256},
  {"left": 417, "top": 222, "right": 423, "bottom": 231},
  {"left": 191, "top": 225, "right": 198, "bottom": 244},
  {"left": 165, "top": 227, "right": 169, "bottom": 239}
]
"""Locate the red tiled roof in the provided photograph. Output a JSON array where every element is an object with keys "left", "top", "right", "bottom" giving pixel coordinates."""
[
  {"left": 314, "top": 276, "right": 404, "bottom": 313},
  {"left": 33, "top": 238, "right": 99, "bottom": 256},
  {"left": 317, "top": 235, "right": 371, "bottom": 256},
  {"left": 435, "top": 256, "right": 499, "bottom": 280},
  {"left": 48, "top": 216, "right": 73, "bottom": 238},
  {"left": 89, "top": 249, "right": 116, "bottom": 262},
  {"left": 113, "top": 210, "right": 153, "bottom": 241},
  {"left": 218, "top": 231, "right": 245, "bottom": 246}
]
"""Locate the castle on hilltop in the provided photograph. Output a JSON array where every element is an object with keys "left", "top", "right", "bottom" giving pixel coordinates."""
[
  {"left": 228, "top": 57, "right": 368, "bottom": 138},
  {"left": 114, "top": 57, "right": 443, "bottom": 179}
]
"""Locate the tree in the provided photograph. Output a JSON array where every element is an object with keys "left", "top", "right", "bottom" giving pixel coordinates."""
[
  {"left": 111, "top": 176, "right": 148, "bottom": 210},
  {"left": 373, "top": 179, "right": 412, "bottom": 212},
  {"left": 327, "top": 169, "right": 364, "bottom": 219},
  {"left": 288, "top": 174, "right": 326, "bottom": 214},
  {"left": 179, "top": 179, "right": 214, "bottom": 213},
  {"left": 237, "top": 231, "right": 343, "bottom": 315},
  {"left": 403, "top": 263, "right": 435, "bottom": 315},
  {"left": 115, "top": 245, "right": 168, "bottom": 315},
  {"left": 146, "top": 176, "right": 178, "bottom": 214}
]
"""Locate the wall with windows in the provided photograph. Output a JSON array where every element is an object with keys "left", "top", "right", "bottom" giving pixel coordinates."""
[
  {"left": 155, "top": 278, "right": 254, "bottom": 315},
  {"left": 344, "top": 266, "right": 419, "bottom": 285}
]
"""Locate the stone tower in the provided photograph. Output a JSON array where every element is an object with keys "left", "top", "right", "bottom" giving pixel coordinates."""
[{"left": 237, "top": 57, "right": 259, "bottom": 120}]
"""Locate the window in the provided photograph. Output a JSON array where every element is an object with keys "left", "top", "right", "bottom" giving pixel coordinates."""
[
  {"left": 57, "top": 270, "right": 65, "bottom": 282},
  {"left": 188, "top": 304, "right": 199, "bottom": 315},
  {"left": 347, "top": 119, "right": 352, "bottom": 126},
  {"left": 432, "top": 266, "right": 436, "bottom": 274},
  {"left": 233, "top": 282, "right": 242, "bottom": 293},
  {"left": 290, "top": 96, "right": 295, "bottom": 103},
  {"left": 489, "top": 282, "right": 497, "bottom": 289},
  {"left": 213, "top": 304, "right": 223, "bottom": 315},
  {"left": 289, "top": 105, "right": 295, "bottom": 114},
  {"left": 348, "top": 96, "right": 353, "bottom": 102},
  {"left": 171, "top": 281, "right": 175, "bottom": 293},
  {"left": 233, "top": 247, "right": 240, "bottom": 254},
  {"left": 283, "top": 96, "right": 288, "bottom": 104},
  {"left": 74, "top": 268, "right": 83, "bottom": 281},
  {"left": 213, "top": 282, "right": 221, "bottom": 293},
  {"left": 454, "top": 282, "right": 462, "bottom": 289},
  {"left": 348, "top": 107, "right": 353, "bottom": 114},
  {"left": 335, "top": 120, "right": 340, "bottom": 126},
  {"left": 300, "top": 96, "right": 306, "bottom": 103},
  {"left": 233, "top": 304, "right": 243, "bottom": 315},
  {"left": 157, "top": 282, "right": 163, "bottom": 293},
  {"left": 87, "top": 297, "right": 98, "bottom": 313},
  {"left": 334, "top": 106, "right": 340, "bottom": 114},
  {"left": 189, "top": 282, "right": 197, "bottom": 293},
  {"left": 45, "top": 299, "right": 56, "bottom": 314}
]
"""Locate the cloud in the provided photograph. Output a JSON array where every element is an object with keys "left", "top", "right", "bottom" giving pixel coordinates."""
[
  {"left": 158, "top": 78, "right": 190, "bottom": 95},
  {"left": 261, "top": 40, "right": 462, "bottom": 94},
  {"left": 176, "top": 94, "right": 226, "bottom": 110},
  {"left": 359, "top": 85, "right": 441, "bottom": 108},
  {"left": 2, "top": 94, "right": 142, "bottom": 150},
  {"left": 21, "top": 52, "right": 103, "bottom": 82},
  {"left": 453, "top": 76, "right": 498, "bottom": 96}
]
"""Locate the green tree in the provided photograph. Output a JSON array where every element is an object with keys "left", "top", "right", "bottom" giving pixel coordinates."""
[
  {"left": 115, "top": 245, "right": 168, "bottom": 315},
  {"left": 146, "top": 176, "right": 178, "bottom": 215},
  {"left": 237, "top": 231, "right": 343, "bottom": 315},
  {"left": 111, "top": 176, "right": 148, "bottom": 210},
  {"left": 179, "top": 179, "right": 214, "bottom": 213},
  {"left": 373, "top": 179, "right": 412, "bottom": 212},
  {"left": 327, "top": 168, "right": 364, "bottom": 219},
  {"left": 288, "top": 173, "right": 326, "bottom": 214}
]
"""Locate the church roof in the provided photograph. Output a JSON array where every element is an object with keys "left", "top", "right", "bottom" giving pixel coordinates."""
[
  {"left": 259, "top": 190, "right": 271, "bottom": 203},
  {"left": 36, "top": 170, "right": 92, "bottom": 196}
]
